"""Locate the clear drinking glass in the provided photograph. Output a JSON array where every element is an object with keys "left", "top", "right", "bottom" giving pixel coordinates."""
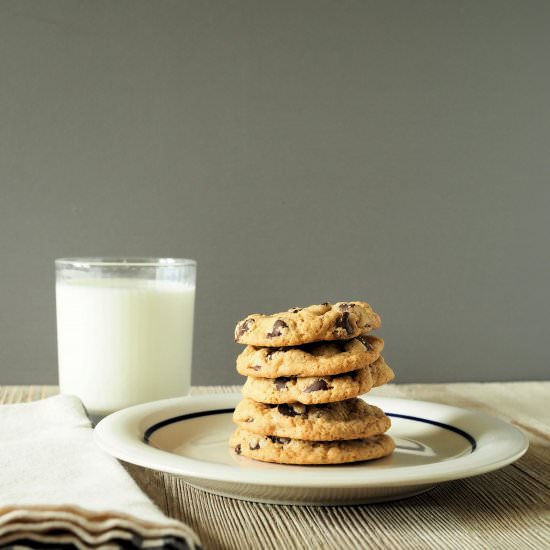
[{"left": 55, "top": 257, "right": 196, "bottom": 418}]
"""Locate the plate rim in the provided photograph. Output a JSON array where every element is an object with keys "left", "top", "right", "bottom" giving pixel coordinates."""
[{"left": 94, "top": 393, "right": 529, "bottom": 488}]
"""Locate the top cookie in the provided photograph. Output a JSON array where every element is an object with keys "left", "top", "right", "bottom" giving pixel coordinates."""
[{"left": 234, "top": 301, "right": 381, "bottom": 347}]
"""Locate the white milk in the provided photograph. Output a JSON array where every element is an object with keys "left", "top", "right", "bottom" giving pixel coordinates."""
[{"left": 56, "top": 278, "right": 195, "bottom": 416}]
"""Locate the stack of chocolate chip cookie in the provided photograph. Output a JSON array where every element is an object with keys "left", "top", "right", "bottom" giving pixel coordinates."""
[{"left": 230, "top": 301, "right": 396, "bottom": 465}]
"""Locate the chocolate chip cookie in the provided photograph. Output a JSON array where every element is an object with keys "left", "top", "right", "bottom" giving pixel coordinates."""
[
  {"left": 230, "top": 428, "right": 395, "bottom": 465},
  {"left": 236, "top": 335, "right": 384, "bottom": 378},
  {"left": 234, "top": 302, "right": 381, "bottom": 347},
  {"left": 242, "top": 357, "right": 395, "bottom": 405},
  {"left": 233, "top": 397, "right": 391, "bottom": 441}
]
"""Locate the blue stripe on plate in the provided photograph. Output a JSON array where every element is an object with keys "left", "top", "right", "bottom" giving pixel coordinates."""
[
  {"left": 143, "top": 408, "right": 477, "bottom": 452},
  {"left": 385, "top": 412, "right": 477, "bottom": 451},
  {"left": 144, "top": 408, "right": 235, "bottom": 443}
]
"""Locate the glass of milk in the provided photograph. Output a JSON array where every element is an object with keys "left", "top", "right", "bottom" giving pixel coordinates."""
[{"left": 55, "top": 257, "right": 196, "bottom": 419}]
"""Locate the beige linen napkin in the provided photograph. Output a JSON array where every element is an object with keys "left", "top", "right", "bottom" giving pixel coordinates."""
[{"left": 0, "top": 395, "right": 201, "bottom": 549}]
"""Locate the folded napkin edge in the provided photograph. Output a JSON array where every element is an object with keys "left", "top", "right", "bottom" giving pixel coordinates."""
[{"left": 0, "top": 505, "right": 200, "bottom": 546}]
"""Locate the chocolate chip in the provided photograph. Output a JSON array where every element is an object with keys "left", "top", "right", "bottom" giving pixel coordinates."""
[
  {"left": 267, "top": 435, "right": 291, "bottom": 444},
  {"left": 338, "top": 303, "right": 353, "bottom": 311},
  {"left": 278, "top": 404, "right": 298, "bottom": 417},
  {"left": 249, "top": 441, "right": 260, "bottom": 450},
  {"left": 267, "top": 319, "right": 288, "bottom": 338},
  {"left": 303, "top": 379, "right": 330, "bottom": 393},
  {"left": 288, "top": 307, "right": 302, "bottom": 313},
  {"left": 266, "top": 348, "right": 285, "bottom": 360},
  {"left": 356, "top": 335, "right": 373, "bottom": 350},
  {"left": 335, "top": 312, "right": 353, "bottom": 335},
  {"left": 274, "top": 377, "right": 291, "bottom": 390},
  {"left": 321, "top": 302, "right": 330, "bottom": 306},
  {"left": 245, "top": 417, "right": 254, "bottom": 423},
  {"left": 236, "top": 318, "right": 255, "bottom": 339},
  {"left": 250, "top": 365, "right": 262, "bottom": 371},
  {"left": 234, "top": 444, "right": 242, "bottom": 455}
]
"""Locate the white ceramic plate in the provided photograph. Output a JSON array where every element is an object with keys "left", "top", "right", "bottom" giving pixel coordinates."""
[{"left": 94, "top": 393, "right": 528, "bottom": 505}]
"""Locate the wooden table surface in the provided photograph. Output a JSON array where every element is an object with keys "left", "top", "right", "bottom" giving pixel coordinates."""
[{"left": 1, "top": 382, "right": 548, "bottom": 550}]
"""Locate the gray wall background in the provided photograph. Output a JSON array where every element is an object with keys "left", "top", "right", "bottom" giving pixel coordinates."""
[{"left": 0, "top": 0, "right": 548, "bottom": 386}]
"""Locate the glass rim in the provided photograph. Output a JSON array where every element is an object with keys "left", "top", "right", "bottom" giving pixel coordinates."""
[{"left": 55, "top": 257, "right": 197, "bottom": 268}]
